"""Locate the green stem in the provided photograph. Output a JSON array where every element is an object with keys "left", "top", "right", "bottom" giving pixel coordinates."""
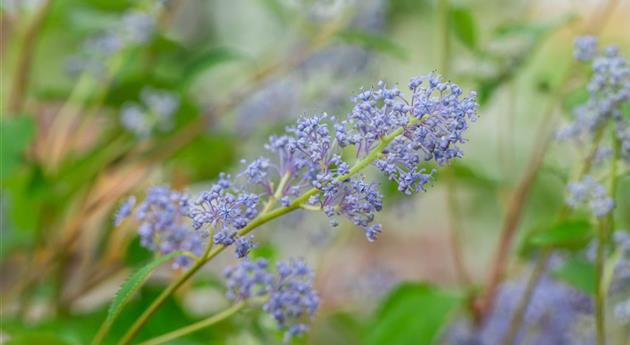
[
  {"left": 595, "top": 219, "right": 607, "bottom": 345},
  {"left": 137, "top": 301, "right": 246, "bottom": 345},
  {"left": 116, "top": 117, "right": 423, "bottom": 344}
]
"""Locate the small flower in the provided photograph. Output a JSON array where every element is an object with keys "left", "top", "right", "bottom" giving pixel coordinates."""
[
  {"left": 123, "top": 187, "right": 205, "bottom": 268},
  {"left": 114, "top": 196, "right": 136, "bottom": 226},
  {"left": 234, "top": 235, "right": 256, "bottom": 258},
  {"left": 574, "top": 36, "right": 598, "bottom": 62},
  {"left": 120, "top": 88, "right": 180, "bottom": 138},
  {"left": 566, "top": 176, "right": 614, "bottom": 217},
  {"left": 224, "top": 258, "right": 320, "bottom": 341}
]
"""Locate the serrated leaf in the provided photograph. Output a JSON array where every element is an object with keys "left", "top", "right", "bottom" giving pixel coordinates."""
[
  {"left": 450, "top": 7, "right": 478, "bottom": 50},
  {"left": 364, "top": 282, "right": 462, "bottom": 345},
  {"left": 103, "top": 252, "right": 186, "bottom": 330},
  {"left": 552, "top": 257, "right": 596, "bottom": 295},
  {"left": 527, "top": 219, "right": 593, "bottom": 249},
  {"left": 336, "top": 30, "right": 409, "bottom": 60}
]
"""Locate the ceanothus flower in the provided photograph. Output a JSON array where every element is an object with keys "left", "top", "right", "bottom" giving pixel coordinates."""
[
  {"left": 224, "top": 258, "right": 319, "bottom": 341},
  {"left": 566, "top": 175, "right": 614, "bottom": 217},
  {"left": 190, "top": 73, "right": 477, "bottom": 243},
  {"left": 116, "top": 186, "right": 205, "bottom": 268},
  {"left": 574, "top": 36, "right": 598, "bottom": 62},
  {"left": 114, "top": 196, "right": 136, "bottom": 226},
  {"left": 120, "top": 87, "right": 180, "bottom": 138},
  {"left": 557, "top": 38, "right": 630, "bottom": 141},
  {"left": 189, "top": 173, "right": 260, "bottom": 257}
]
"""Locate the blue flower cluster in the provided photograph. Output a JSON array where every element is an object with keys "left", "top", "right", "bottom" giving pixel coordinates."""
[
  {"left": 224, "top": 258, "right": 320, "bottom": 341},
  {"left": 557, "top": 37, "right": 630, "bottom": 142},
  {"left": 566, "top": 175, "right": 614, "bottom": 218},
  {"left": 189, "top": 173, "right": 260, "bottom": 257},
  {"left": 117, "top": 74, "right": 477, "bottom": 266},
  {"left": 120, "top": 88, "right": 180, "bottom": 138},
  {"left": 194, "top": 73, "right": 477, "bottom": 242},
  {"left": 116, "top": 187, "right": 205, "bottom": 268},
  {"left": 574, "top": 36, "right": 598, "bottom": 62}
]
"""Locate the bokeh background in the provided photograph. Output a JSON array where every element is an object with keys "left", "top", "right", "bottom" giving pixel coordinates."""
[{"left": 1, "top": 0, "right": 630, "bottom": 344}]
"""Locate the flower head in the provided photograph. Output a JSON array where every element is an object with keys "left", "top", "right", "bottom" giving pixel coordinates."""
[
  {"left": 120, "top": 187, "right": 204, "bottom": 268},
  {"left": 566, "top": 176, "right": 614, "bottom": 217},
  {"left": 224, "top": 258, "right": 319, "bottom": 341}
]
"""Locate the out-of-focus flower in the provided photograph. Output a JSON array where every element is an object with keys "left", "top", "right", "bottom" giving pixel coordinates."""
[
  {"left": 116, "top": 187, "right": 204, "bottom": 268},
  {"left": 557, "top": 38, "right": 630, "bottom": 142},
  {"left": 446, "top": 275, "right": 592, "bottom": 345},
  {"left": 574, "top": 36, "right": 598, "bottom": 62},
  {"left": 224, "top": 258, "right": 319, "bottom": 341},
  {"left": 566, "top": 175, "right": 614, "bottom": 218},
  {"left": 120, "top": 88, "right": 180, "bottom": 138}
]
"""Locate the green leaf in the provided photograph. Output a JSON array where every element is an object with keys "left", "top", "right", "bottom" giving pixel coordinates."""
[
  {"left": 449, "top": 7, "right": 478, "bottom": 50},
  {"left": 1, "top": 117, "right": 35, "bottom": 180},
  {"left": 336, "top": 30, "right": 409, "bottom": 60},
  {"left": 104, "top": 252, "right": 186, "bottom": 328},
  {"left": 179, "top": 48, "right": 245, "bottom": 91},
  {"left": 364, "top": 282, "right": 462, "bottom": 345},
  {"left": 552, "top": 257, "right": 596, "bottom": 295},
  {"left": 6, "top": 332, "right": 72, "bottom": 345},
  {"left": 527, "top": 219, "right": 593, "bottom": 249},
  {"left": 563, "top": 87, "right": 589, "bottom": 114}
]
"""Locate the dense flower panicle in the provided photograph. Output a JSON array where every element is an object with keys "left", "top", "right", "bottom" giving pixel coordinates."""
[
  {"left": 120, "top": 87, "right": 180, "bottom": 138},
  {"left": 224, "top": 259, "right": 273, "bottom": 301},
  {"left": 117, "top": 187, "right": 205, "bottom": 268},
  {"left": 566, "top": 176, "right": 614, "bottom": 217},
  {"left": 557, "top": 38, "right": 630, "bottom": 141},
  {"left": 191, "top": 73, "right": 476, "bottom": 242},
  {"left": 264, "top": 258, "right": 320, "bottom": 341},
  {"left": 309, "top": 175, "right": 383, "bottom": 240},
  {"left": 224, "top": 258, "right": 319, "bottom": 341},
  {"left": 189, "top": 174, "right": 260, "bottom": 257},
  {"left": 574, "top": 36, "right": 598, "bottom": 62}
]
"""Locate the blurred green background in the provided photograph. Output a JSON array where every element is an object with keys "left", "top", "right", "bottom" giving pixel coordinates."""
[{"left": 1, "top": 0, "right": 629, "bottom": 344}]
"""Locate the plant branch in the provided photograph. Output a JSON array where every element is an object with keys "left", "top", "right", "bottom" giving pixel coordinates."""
[
  {"left": 137, "top": 301, "right": 246, "bottom": 345},
  {"left": 115, "top": 116, "right": 421, "bottom": 344}
]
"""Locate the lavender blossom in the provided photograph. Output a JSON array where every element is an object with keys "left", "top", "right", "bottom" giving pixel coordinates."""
[
  {"left": 224, "top": 258, "right": 273, "bottom": 301},
  {"left": 114, "top": 196, "right": 136, "bottom": 226},
  {"left": 574, "top": 36, "right": 598, "bottom": 62},
  {"left": 189, "top": 174, "right": 260, "bottom": 257},
  {"left": 118, "top": 187, "right": 205, "bottom": 268},
  {"left": 557, "top": 39, "right": 630, "bottom": 141},
  {"left": 224, "top": 258, "right": 319, "bottom": 341},
  {"left": 566, "top": 176, "right": 614, "bottom": 217},
  {"left": 264, "top": 258, "right": 320, "bottom": 341}
]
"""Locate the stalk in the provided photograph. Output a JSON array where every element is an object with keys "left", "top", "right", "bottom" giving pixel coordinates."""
[
  {"left": 137, "top": 301, "right": 246, "bottom": 345},
  {"left": 115, "top": 117, "right": 422, "bottom": 344}
]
